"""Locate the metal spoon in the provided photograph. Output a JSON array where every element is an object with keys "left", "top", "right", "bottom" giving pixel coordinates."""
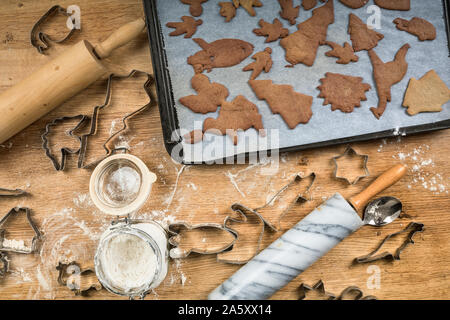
[{"left": 363, "top": 196, "right": 402, "bottom": 226}]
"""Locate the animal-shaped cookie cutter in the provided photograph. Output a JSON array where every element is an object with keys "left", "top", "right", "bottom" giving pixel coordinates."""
[
  {"left": 298, "top": 280, "right": 377, "bottom": 300},
  {"left": 332, "top": 145, "right": 370, "bottom": 185},
  {"left": 30, "top": 5, "right": 79, "bottom": 54},
  {"left": 56, "top": 261, "right": 102, "bottom": 296},
  {"left": 41, "top": 71, "right": 155, "bottom": 170}
]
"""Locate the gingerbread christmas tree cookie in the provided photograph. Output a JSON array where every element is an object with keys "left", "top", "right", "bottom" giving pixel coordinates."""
[
  {"left": 403, "top": 70, "right": 450, "bottom": 116},
  {"left": 348, "top": 13, "right": 384, "bottom": 52},
  {"left": 243, "top": 48, "right": 273, "bottom": 80},
  {"left": 253, "top": 18, "right": 289, "bottom": 43},
  {"left": 203, "top": 95, "right": 265, "bottom": 145},
  {"left": 318, "top": 73, "right": 371, "bottom": 113},
  {"left": 280, "top": 0, "right": 334, "bottom": 67},
  {"left": 179, "top": 74, "right": 229, "bottom": 114},
  {"left": 166, "top": 16, "right": 203, "bottom": 38},
  {"left": 249, "top": 79, "right": 313, "bottom": 129}
]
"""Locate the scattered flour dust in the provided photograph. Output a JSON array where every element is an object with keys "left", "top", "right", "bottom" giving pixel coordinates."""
[{"left": 392, "top": 144, "right": 448, "bottom": 194}]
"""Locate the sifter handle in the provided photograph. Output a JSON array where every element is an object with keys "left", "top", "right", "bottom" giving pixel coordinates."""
[
  {"left": 349, "top": 164, "right": 407, "bottom": 213},
  {"left": 94, "top": 17, "right": 146, "bottom": 59}
]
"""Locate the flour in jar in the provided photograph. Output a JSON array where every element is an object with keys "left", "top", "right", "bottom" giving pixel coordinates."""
[{"left": 99, "top": 233, "right": 157, "bottom": 292}]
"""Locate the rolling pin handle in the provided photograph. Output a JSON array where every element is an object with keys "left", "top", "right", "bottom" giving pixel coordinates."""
[
  {"left": 349, "top": 164, "right": 407, "bottom": 213},
  {"left": 94, "top": 17, "right": 146, "bottom": 59}
]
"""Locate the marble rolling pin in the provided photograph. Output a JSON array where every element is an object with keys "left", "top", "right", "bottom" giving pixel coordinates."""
[
  {"left": 0, "top": 17, "right": 145, "bottom": 144},
  {"left": 209, "top": 164, "right": 407, "bottom": 300}
]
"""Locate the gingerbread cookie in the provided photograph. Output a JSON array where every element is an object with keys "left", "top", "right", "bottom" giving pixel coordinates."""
[
  {"left": 219, "top": 2, "right": 237, "bottom": 22},
  {"left": 339, "top": 0, "right": 368, "bottom": 9},
  {"left": 278, "top": 0, "right": 300, "bottom": 25},
  {"left": 181, "top": 0, "right": 208, "bottom": 17},
  {"left": 183, "top": 130, "right": 204, "bottom": 144},
  {"left": 249, "top": 79, "right": 313, "bottom": 129},
  {"left": 374, "top": 0, "right": 410, "bottom": 11},
  {"left": 403, "top": 70, "right": 450, "bottom": 116},
  {"left": 166, "top": 16, "right": 203, "bottom": 38},
  {"left": 302, "top": 0, "right": 319, "bottom": 10},
  {"left": 188, "top": 38, "right": 254, "bottom": 73},
  {"left": 394, "top": 17, "right": 436, "bottom": 41},
  {"left": 369, "top": 44, "right": 410, "bottom": 119},
  {"left": 253, "top": 18, "right": 289, "bottom": 43},
  {"left": 233, "top": 0, "right": 263, "bottom": 16},
  {"left": 348, "top": 13, "right": 384, "bottom": 52},
  {"left": 179, "top": 74, "right": 229, "bottom": 114},
  {"left": 280, "top": 0, "right": 335, "bottom": 67},
  {"left": 203, "top": 95, "right": 265, "bottom": 145},
  {"left": 320, "top": 41, "right": 359, "bottom": 64},
  {"left": 318, "top": 72, "right": 371, "bottom": 113},
  {"left": 243, "top": 48, "right": 273, "bottom": 80}
]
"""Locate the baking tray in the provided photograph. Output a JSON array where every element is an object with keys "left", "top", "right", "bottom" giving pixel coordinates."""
[{"left": 143, "top": 0, "right": 450, "bottom": 164}]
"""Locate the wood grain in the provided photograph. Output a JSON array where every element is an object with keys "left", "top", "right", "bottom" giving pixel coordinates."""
[{"left": 0, "top": 0, "right": 449, "bottom": 300}]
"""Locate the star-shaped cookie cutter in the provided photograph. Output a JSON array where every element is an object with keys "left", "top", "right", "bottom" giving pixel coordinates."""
[{"left": 332, "top": 145, "right": 370, "bottom": 185}]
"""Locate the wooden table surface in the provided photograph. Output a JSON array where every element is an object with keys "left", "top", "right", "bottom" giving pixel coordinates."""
[{"left": 0, "top": 0, "right": 449, "bottom": 300}]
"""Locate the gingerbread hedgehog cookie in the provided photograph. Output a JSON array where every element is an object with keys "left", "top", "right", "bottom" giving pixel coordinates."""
[
  {"left": 394, "top": 17, "right": 436, "bottom": 41},
  {"left": 278, "top": 0, "right": 300, "bottom": 25},
  {"left": 369, "top": 43, "right": 410, "bottom": 119},
  {"left": 203, "top": 95, "right": 265, "bottom": 145},
  {"left": 179, "top": 74, "right": 229, "bottom": 114},
  {"left": 243, "top": 48, "right": 273, "bottom": 80},
  {"left": 249, "top": 79, "right": 313, "bottom": 129},
  {"left": 403, "top": 70, "right": 450, "bottom": 116},
  {"left": 339, "top": 0, "right": 369, "bottom": 9},
  {"left": 219, "top": 2, "right": 237, "bottom": 22},
  {"left": 233, "top": 0, "right": 263, "bottom": 17},
  {"left": 280, "top": 0, "right": 335, "bottom": 67},
  {"left": 320, "top": 41, "right": 359, "bottom": 64},
  {"left": 318, "top": 72, "right": 371, "bottom": 113},
  {"left": 166, "top": 16, "right": 203, "bottom": 38},
  {"left": 188, "top": 38, "right": 254, "bottom": 73},
  {"left": 181, "top": 0, "right": 208, "bottom": 17},
  {"left": 374, "top": 0, "right": 410, "bottom": 11},
  {"left": 253, "top": 18, "right": 289, "bottom": 43},
  {"left": 348, "top": 13, "right": 384, "bottom": 52}
]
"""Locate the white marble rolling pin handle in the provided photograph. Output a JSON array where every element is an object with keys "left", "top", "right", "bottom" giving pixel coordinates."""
[{"left": 208, "top": 165, "right": 407, "bottom": 300}]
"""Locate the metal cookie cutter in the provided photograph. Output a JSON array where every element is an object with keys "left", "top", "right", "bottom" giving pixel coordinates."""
[
  {"left": 30, "top": 5, "right": 78, "bottom": 54},
  {"left": 41, "top": 115, "right": 89, "bottom": 171},
  {"left": 218, "top": 173, "right": 316, "bottom": 264},
  {"left": 298, "top": 280, "right": 377, "bottom": 300},
  {"left": 354, "top": 222, "right": 425, "bottom": 264},
  {"left": 168, "top": 222, "right": 238, "bottom": 259},
  {"left": 0, "top": 207, "right": 41, "bottom": 254},
  {"left": 56, "top": 261, "right": 102, "bottom": 296},
  {"left": 0, "top": 188, "right": 27, "bottom": 197},
  {"left": 0, "top": 252, "right": 8, "bottom": 278},
  {"left": 332, "top": 146, "right": 370, "bottom": 185}
]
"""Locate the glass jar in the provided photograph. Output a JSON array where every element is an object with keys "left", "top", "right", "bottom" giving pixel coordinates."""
[{"left": 94, "top": 219, "right": 169, "bottom": 298}]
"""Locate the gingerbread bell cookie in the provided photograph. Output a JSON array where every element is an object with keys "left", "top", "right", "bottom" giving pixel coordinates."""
[
  {"left": 318, "top": 73, "right": 371, "bottom": 113},
  {"left": 374, "top": 0, "right": 410, "bottom": 11},
  {"left": 243, "top": 48, "right": 273, "bottom": 80},
  {"left": 179, "top": 74, "right": 229, "bottom": 114},
  {"left": 403, "top": 70, "right": 450, "bottom": 116},
  {"left": 280, "top": 0, "right": 335, "bottom": 67},
  {"left": 181, "top": 0, "right": 208, "bottom": 17},
  {"left": 219, "top": 2, "right": 237, "bottom": 22},
  {"left": 188, "top": 38, "right": 254, "bottom": 73},
  {"left": 320, "top": 41, "right": 359, "bottom": 64},
  {"left": 369, "top": 44, "right": 410, "bottom": 119},
  {"left": 203, "top": 95, "right": 265, "bottom": 145},
  {"left": 166, "top": 16, "right": 203, "bottom": 38},
  {"left": 278, "top": 0, "right": 300, "bottom": 25},
  {"left": 253, "top": 18, "right": 289, "bottom": 43},
  {"left": 394, "top": 17, "right": 436, "bottom": 41},
  {"left": 348, "top": 13, "right": 384, "bottom": 52},
  {"left": 249, "top": 80, "right": 313, "bottom": 129},
  {"left": 339, "top": 0, "right": 369, "bottom": 9}
]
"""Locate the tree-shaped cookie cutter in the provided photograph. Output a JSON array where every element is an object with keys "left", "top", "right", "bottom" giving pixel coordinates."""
[{"left": 332, "top": 145, "right": 370, "bottom": 185}]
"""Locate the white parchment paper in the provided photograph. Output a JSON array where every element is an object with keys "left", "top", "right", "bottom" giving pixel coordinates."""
[{"left": 156, "top": 0, "right": 450, "bottom": 162}]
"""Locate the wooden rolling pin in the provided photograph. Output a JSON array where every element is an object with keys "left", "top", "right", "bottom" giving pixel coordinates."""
[{"left": 0, "top": 17, "right": 145, "bottom": 144}]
